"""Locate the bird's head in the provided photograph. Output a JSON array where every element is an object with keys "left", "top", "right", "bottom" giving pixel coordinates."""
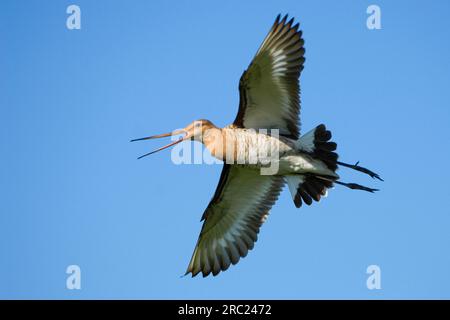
[
  {"left": 131, "top": 119, "right": 217, "bottom": 159},
  {"left": 183, "top": 119, "right": 217, "bottom": 142}
]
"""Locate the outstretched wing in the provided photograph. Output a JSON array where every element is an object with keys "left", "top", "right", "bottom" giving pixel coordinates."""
[
  {"left": 233, "top": 14, "right": 305, "bottom": 139},
  {"left": 185, "top": 165, "right": 284, "bottom": 277}
]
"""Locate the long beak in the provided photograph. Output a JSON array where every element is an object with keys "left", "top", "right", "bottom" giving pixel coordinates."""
[{"left": 131, "top": 129, "right": 187, "bottom": 159}]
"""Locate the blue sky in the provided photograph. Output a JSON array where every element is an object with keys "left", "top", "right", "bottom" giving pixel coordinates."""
[{"left": 1, "top": 0, "right": 450, "bottom": 299}]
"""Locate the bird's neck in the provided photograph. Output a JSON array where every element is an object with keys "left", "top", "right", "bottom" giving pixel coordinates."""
[{"left": 203, "top": 128, "right": 234, "bottom": 161}]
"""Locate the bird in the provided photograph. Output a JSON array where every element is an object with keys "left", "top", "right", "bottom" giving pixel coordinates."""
[{"left": 131, "top": 14, "right": 382, "bottom": 277}]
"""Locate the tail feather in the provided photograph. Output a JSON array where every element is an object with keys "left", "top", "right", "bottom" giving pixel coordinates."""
[
  {"left": 297, "top": 124, "right": 339, "bottom": 172},
  {"left": 287, "top": 124, "right": 381, "bottom": 208},
  {"left": 286, "top": 174, "right": 334, "bottom": 208},
  {"left": 285, "top": 124, "right": 340, "bottom": 208},
  {"left": 310, "top": 124, "right": 338, "bottom": 171}
]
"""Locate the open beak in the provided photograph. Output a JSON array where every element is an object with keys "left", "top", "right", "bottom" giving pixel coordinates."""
[{"left": 131, "top": 129, "right": 188, "bottom": 159}]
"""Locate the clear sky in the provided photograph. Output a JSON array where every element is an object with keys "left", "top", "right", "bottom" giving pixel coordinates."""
[{"left": 1, "top": 0, "right": 450, "bottom": 299}]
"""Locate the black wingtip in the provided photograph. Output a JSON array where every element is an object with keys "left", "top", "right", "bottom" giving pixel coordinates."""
[{"left": 287, "top": 16, "right": 295, "bottom": 27}]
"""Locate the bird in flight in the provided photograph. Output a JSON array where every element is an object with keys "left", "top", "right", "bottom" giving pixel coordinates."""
[{"left": 132, "top": 14, "right": 382, "bottom": 277}]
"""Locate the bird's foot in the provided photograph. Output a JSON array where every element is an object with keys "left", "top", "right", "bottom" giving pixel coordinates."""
[
  {"left": 334, "top": 180, "right": 379, "bottom": 193},
  {"left": 337, "top": 161, "right": 383, "bottom": 181}
]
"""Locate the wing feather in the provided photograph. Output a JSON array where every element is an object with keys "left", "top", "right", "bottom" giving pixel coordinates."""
[
  {"left": 185, "top": 165, "right": 284, "bottom": 277},
  {"left": 232, "top": 14, "right": 305, "bottom": 139}
]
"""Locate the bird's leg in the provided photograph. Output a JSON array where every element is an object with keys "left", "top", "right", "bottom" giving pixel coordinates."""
[
  {"left": 316, "top": 175, "right": 379, "bottom": 193},
  {"left": 334, "top": 180, "right": 379, "bottom": 193},
  {"left": 337, "top": 161, "right": 383, "bottom": 181}
]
